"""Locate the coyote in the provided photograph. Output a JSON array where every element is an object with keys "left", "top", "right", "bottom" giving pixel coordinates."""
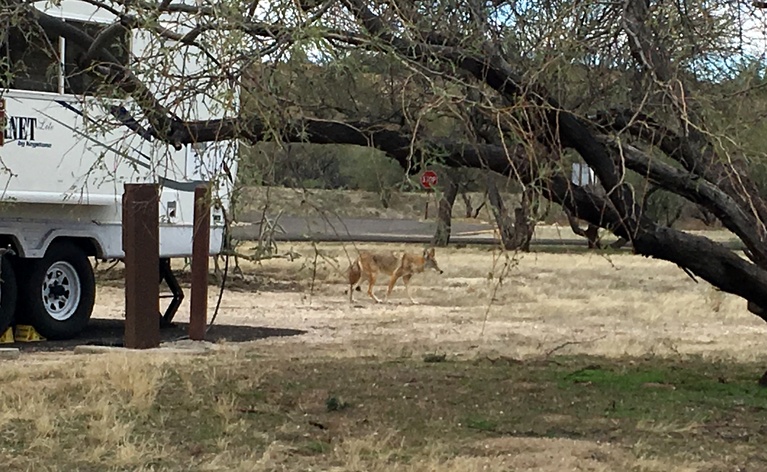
[{"left": 347, "top": 247, "right": 443, "bottom": 304}]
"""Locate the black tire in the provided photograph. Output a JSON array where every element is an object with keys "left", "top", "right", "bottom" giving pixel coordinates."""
[
  {"left": 0, "top": 256, "right": 18, "bottom": 337},
  {"left": 17, "top": 241, "right": 95, "bottom": 340}
]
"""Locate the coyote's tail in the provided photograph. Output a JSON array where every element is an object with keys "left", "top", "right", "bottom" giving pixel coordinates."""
[{"left": 347, "top": 258, "right": 362, "bottom": 302}]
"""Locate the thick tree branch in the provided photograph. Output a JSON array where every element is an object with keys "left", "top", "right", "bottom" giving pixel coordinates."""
[
  {"left": 82, "top": 18, "right": 132, "bottom": 64},
  {"left": 27, "top": 5, "right": 184, "bottom": 147},
  {"left": 599, "top": 108, "right": 767, "bottom": 262},
  {"left": 602, "top": 137, "right": 767, "bottom": 265}
]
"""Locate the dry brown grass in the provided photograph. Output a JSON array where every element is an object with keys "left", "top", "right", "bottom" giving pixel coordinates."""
[
  {"left": 91, "top": 240, "right": 767, "bottom": 367},
  {"left": 132, "top": 241, "right": 766, "bottom": 365},
  {"left": 0, "top": 352, "right": 184, "bottom": 470}
]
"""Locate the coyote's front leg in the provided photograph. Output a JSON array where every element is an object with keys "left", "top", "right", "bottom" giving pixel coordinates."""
[
  {"left": 401, "top": 274, "right": 418, "bottom": 304},
  {"left": 367, "top": 273, "right": 383, "bottom": 303},
  {"left": 384, "top": 269, "right": 404, "bottom": 303}
]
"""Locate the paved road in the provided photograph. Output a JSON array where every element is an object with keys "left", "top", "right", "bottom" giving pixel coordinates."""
[
  {"left": 229, "top": 214, "right": 747, "bottom": 250},
  {"left": 230, "top": 214, "right": 596, "bottom": 247}
]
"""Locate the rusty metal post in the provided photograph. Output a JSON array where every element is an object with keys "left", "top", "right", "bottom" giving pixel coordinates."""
[
  {"left": 189, "top": 184, "right": 211, "bottom": 340},
  {"left": 123, "top": 183, "right": 160, "bottom": 349}
]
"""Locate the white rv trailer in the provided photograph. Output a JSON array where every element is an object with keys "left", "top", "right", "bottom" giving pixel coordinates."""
[{"left": 0, "top": 0, "right": 239, "bottom": 339}]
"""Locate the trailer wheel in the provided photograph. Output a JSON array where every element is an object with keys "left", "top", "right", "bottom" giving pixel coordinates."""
[
  {"left": 0, "top": 256, "right": 18, "bottom": 337},
  {"left": 19, "top": 242, "right": 95, "bottom": 340}
]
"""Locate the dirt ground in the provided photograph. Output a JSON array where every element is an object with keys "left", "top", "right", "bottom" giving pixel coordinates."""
[{"left": 75, "top": 241, "right": 767, "bottom": 362}]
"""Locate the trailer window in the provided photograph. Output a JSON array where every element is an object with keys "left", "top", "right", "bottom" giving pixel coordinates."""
[
  {"left": 1, "top": 26, "right": 61, "bottom": 93},
  {"left": 0, "top": 20, "right": 130, "bottom": 96},
  {"left": 63, "top": 20, "right": 130, "bottom": 96}
]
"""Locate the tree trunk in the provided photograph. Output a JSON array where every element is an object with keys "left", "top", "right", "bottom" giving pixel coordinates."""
[
  {"left": 487, "top": 177, "right": 534, "bottom": 251},
  {"left": 565, "top": 207, "right": 602, "bottom": 248},
  {"left": 692, "top": 206, "right": 718, "bottom": 227},
  {"left": 487, "top": 177, "right": 514, "bottom": 248},
  {"left": 432, "top": 170, "right": 459, "bottom": 247},
  {"left": 461, "top": 192, "right": 473, "bottom": 218},
  {"left": 472, "top": 195, "right": 487, "bottom": 219},
  {"left": 585, "top": 225, "right": 600, "bottom": 249},
  {"left": 515, "top": 191, "right": 536, "bottom": 251}
]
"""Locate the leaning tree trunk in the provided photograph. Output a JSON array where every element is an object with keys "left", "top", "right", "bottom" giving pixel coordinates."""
[
  {"left": 432, "top": 170, "right": 459, "bottom": 247},
  {"left": 486, "top": 177, "right": 535, "bottom": 251},
  {"left": 565, "top": 208, "right": 602, "bottom": 249},
  {"left": 472, "top": 196, "right": 487, "bottom": 219},
  {"left": 461, "top": 191, "right": 474, "bottom": 218}
]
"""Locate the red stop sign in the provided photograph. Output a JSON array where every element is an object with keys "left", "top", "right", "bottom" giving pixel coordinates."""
[{"left": 420, "top": 170, "right": 438, "bottom": 189}]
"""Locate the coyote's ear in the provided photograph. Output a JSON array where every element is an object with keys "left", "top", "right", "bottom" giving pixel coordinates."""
[{"left": 428, "top": 248, "right": 435, "bottom": 256}]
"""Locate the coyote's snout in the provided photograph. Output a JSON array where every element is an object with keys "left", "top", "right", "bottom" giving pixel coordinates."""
[{"left": 347, "top": 248, "right": 443, "bottom": 304}]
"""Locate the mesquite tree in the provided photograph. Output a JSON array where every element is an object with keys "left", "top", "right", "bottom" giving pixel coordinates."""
[{"left": 5, "top": 0, "right": 767, "bottom": 318}]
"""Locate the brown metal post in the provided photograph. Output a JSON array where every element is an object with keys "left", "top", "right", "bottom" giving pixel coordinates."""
[
  {"left": 189, "top": 184, "right": 211, "bottom": 340},
  {"left": 123, "top": 183, "right": 160, "bottom": 349}
]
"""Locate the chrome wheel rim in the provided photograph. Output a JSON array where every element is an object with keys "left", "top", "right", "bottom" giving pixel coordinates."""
[{"left": 42, "top": 262, "right": 81, "bottom": 321}]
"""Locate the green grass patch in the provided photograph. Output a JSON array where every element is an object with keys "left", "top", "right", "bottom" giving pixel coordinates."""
[{"left": 560, "top": 360, "right": 767, "bottom": 418}]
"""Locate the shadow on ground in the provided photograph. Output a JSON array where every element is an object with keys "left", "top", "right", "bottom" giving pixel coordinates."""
[{"left": 8, "top": 318, "right": 306, "bottom": 352}]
